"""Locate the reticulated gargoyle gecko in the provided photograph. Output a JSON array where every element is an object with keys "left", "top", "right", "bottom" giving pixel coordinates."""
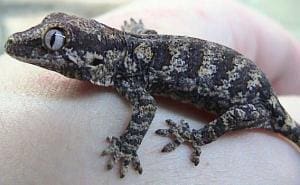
[{"left": 4, "top": 12, "right": 300, "bottom": 178}]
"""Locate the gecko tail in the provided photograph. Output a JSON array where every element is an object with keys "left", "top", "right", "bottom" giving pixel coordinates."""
[
  {"left": 278, "top": 120, "right": 300, "bottom": 148},
  {"left": 267, "top": 94, "right": 300, "bottom": 148}
]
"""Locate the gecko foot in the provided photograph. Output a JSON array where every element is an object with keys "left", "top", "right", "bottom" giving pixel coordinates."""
[
  {"left": 155, "top": 119, "right": 202, "bottom": 165},
  {"left": 101, "top": 136, "right": 142, "bottom": 178},
  {"left": 122, "top": 18, "right": 143, "bottom": 33},
  {"left": 121, "top": 18, "right": 157, "bottom": 34}
]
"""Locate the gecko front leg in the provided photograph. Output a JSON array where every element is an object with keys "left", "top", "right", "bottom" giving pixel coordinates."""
[{"left": 101, "top": 79, "right": 157, "bottom": 178}]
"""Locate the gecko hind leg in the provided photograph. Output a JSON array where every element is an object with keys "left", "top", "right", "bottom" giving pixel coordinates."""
[
  {"left": 156, "top": 104, "right": 271, "bottom": 165},
  {"left": 121, "top": 18, "right": 158, "bottom": 34}
]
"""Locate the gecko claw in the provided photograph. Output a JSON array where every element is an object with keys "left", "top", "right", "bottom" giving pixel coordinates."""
[{"left": 106, "top": 136, "right": 118, "bottom": 143}]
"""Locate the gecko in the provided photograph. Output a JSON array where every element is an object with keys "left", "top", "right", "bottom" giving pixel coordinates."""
[{"left": 4, "top": 12, "right": 300, "bottom": 178}]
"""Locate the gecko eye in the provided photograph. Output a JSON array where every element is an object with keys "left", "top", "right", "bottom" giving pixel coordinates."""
[{"left": 44, "top": 28, "right": 65, "bottom": 51}]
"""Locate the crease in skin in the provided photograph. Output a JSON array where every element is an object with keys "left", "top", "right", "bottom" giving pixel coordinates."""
[
  {"left": 0, "top": 57, "right": 96, "bottom": 98},
  {"left": 4, "top": 12, "right": 300, "bottom": 178}
]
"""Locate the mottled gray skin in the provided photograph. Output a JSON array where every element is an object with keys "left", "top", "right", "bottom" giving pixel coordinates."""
[{"left": 5, "top": 13, "right": 300, "bottom": 178}]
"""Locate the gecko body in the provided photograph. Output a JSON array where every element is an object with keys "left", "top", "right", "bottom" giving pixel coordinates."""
[{"left": 4, "top": 13, "right": 300, "bottom": 178}]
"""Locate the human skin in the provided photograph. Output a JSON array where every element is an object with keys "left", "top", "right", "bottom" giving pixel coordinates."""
[{"left": 0, "top": 0, "right": 300, "bottom": 184}]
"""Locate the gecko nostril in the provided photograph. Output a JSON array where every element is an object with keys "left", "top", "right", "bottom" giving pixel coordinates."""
[
  {"left": 7, "top": 36, "right": 14, "bottom": 44},
  {"left": 4, "top": 37, "right": 14, "bottom": 51}
]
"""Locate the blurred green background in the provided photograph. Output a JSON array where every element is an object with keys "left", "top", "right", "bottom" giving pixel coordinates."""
[
  {"left": 0, "top": 0, "right": 299, "bottom": 54},
  {"left": 239, "top": 0, "right": 300, "bottom": 39}
]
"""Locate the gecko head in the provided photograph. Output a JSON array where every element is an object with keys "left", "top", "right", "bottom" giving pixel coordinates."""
[{"left": 5, "top": 12, "right": 125, "bottom": 83}]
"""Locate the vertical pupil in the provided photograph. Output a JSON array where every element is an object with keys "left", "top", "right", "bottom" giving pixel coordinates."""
[{"left": 50, "top": 31, "right": 56, "bottom": 48}]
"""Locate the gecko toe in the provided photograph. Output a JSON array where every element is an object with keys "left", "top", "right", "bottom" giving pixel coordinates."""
[
  {"left": 161, "top": 138, "right": 183, "bottom": 152},
  {"left": 132, "top": 156, "right": 143, "bottom": 174},
  {"left": 101, "top": 148, "right": 112, "bottom": 156},
  {"left": 130, "top": 17, "right": 137, "bottom": 24},
  {"left": 191, "top": 155, "right": 200, "bottom": 166},
  {"left": 120, "top": 158, "right": 130, "bottom": 178},
  {"left": 165, "top": 119, "right": 177, "bottom": 127},
  {"left": 155, "top": 119, "right": 187, "bottom": 136},
  {"left": 106, "top": 157, "right": 115, "bottom": 170},
  {"left": 162, "top": 142, "right": 177, "bottom": 152},
  {"left": 155, "top": 128, "right": 171, "bottom": 136},
  {"left": 191, "top": 144, "right": 201, "bottom": 166}
]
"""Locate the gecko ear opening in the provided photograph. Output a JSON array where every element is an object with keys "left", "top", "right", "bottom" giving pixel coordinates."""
[
  {"left": 43, "top": 28, "right": 66, "bottom": 51},
  {"left": 90, "top": 58, "right": 105, "bottom": 66}
]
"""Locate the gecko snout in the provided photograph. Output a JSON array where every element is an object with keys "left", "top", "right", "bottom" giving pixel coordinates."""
[
  {"left": 4, "top": 36, "right": 16, "bottom": 55},
  {"left": 4, "top": 33, "right": 33, "bottom": 59}
]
